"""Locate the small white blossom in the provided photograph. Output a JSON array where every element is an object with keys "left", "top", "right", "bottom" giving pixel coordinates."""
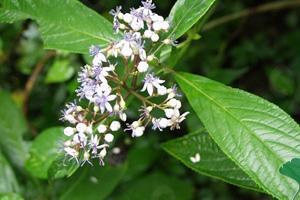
[
  {"left": 64, "top": 147, "right": 79, "bottom": 163},
  {"left": 110, "top": 121, "right": 121, "bottom": 131},
  {"left": 76, "top": 123, "right": 87, "bottom": 133},
  {"left": 141, "top": 74, "right": 165, "bottom": 96},
  {"left": 104, "top": 133, "right": 114, "bottom": 143},
  {"left": 97, "top": 124, "right": 107, "bottom": 133},
  {"left": 64, "top": 127, "right": 75, "bottom": 136},
  {"left": 151, "top": 33, "right": 159, "bottom": 42},
  {"left": 137, "top": 61, "right": 149, "bottom": 72},
  {"left": 123, "top": 13, "right": 133, "bottom": 23},
  {"left": 92, "top": 52, "right": 107, "bottom": 67}
]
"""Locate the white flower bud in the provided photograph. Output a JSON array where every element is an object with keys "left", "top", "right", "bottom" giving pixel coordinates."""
[
  {"left": 164, "top": 108, "right": 174, "bottom": 118},
  {"left": 159, "top": 118, "right": 169, "bottom": 128},
  {"left": 104, "top": 133, "right": 114, "bottom": 143},
  {"left": 76, "top": 106, "right": 83, "bottom": 112},
  {"left": 132, "top": 121, "right": 140, "bottom": 129},
  {"left": 144, "top": 30, "right": 153, "bottom": 38},
  {"left": 120, "top": 113, "right": 127, "bottom": 121},
  {"left": 110, "top": 121, "right": 121, "bottom": 131},
  {"left": 118, "top": 12, "right": 124, "bottom": 20},
  {"left": 99, "top": 148, "right": 107, "bottom": 158},
  {"left": 123, "top": 13, "right": 132, "bottom": 23},
  {"left": 84, "top": 151, "right": 90, "bottom": 160},
  {"left": 139, "top": 49, "right": 147, "bottom": 61},
  {"left": 151, "top": 33, "right": 159, "bottom": 42},
  {"left": 112, "top": 147, "right": 121, "bottom": 154},
  {"left": 133, "top": 126, "right": 145, "bottom": 137},
  {"left": 93, "top": 106, "right": 99, "bottom": 112},
  {"left": 157, "top": 86, "right": 167, "bottom": 95},
  {"left": 163, "top": 38, "right": 172, "bottom": 45},
  {"left": 97, "top": 124, "right": 107, "bottom": 133},
  {"left": 147, "top": 55, "right": 155, "bottom": 62},
  {"left": 119, "top": 96, "right": 126, "bottom": 109},
  {"left": 151, "top": 14, "right": 164, "bottom": 22},
  {"left": 64, "top": 127, "right": 75, "bottom": 136},
  {"left": 114, "top": 104, "right": 120, "bottom": 112},
  {"left": 152, "top": 21, "right": 162, "bottom": 31},
  {"left": 119, "top": 23, "right": 126, "bottom": 30},
  {"left": 167, "top": 98, "right": 181, "bottom": 108},
  {"left": 137, "top": 61, "right": 149, "bottom": 73},
  {"left": 76, "top": 123, "right": 87, "bottom": 133},
  {"left": 146, "top": 106, "right": 153, "bottom": 112},
  {"left": 167, "top": 91, "right": 176, "bottom": 100},
  {"left": 161, "top": 21, "right": 170, "bottom": 30}
]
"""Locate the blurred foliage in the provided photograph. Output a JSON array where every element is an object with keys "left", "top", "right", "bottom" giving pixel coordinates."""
[{"left": 0, "top": 0, "right": 300, "bottom": 199}]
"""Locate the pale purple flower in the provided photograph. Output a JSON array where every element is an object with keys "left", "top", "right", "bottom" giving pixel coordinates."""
[
  {"left": 141, "top": 73, "right": 165, "bottom": 96},
  {"left": 95, "top": 90, "right": 117, "bottom": 113}
]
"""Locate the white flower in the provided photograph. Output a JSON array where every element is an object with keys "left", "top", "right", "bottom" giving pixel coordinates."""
[
  {"left": 137, "top": 61, "right": 149, "bottom": 72},
  {"left": 123, "top": 13, "right": 133, "bottom": 23},
  {"left": 167, "top": 98, "right": 182, "bottom": 109},
  {"left": 125, "top": 121, "right": 145, "bottom": 137},
  {"left": 64, "top": 127, "right": 75, "bottom": 136},
  {"left": 110, "top": 121, "right": 121, "bottom": 131},
  {"left": 64, "top": 147, "right": 79, "bottom": 162},
  {"left": 73, "top": 132, "right": 87, "bottom": 147},
  {"left": 161, "top": 21, "right": 170, "bottom": 30},
  {"left": 97, "top": 124, "right": 107, "bottom": 133},
  {"left": 190, "top": 153, "right": 201, "bottom": 163},
  {"left": 95, "top": 90, "right": 117, "bottom": 113},
  {"left": 92, "top": 52, "right": 107, "bottom": 67},
  {"left": 81, "top": 151, "right": 93, "bottom": 166},
  {"left": 168, "top": 110, "right": 189, "bottom": 130},
  {"left": 120, "top": 42, "right": 133, "bottom": 57},
  {"left": 152, "top": 21, "right": 162, "bottom": 31},
  {"left": 98, "top": 148, "right": 107, "bottom": 166},
  {"left": 141, "top": 74, "right": 165, "bottom": 96},
  {"left": 150, "top": 14, "right": 164, "bottom": 22},
  {"left": 157, "top": 86, "right": 167, "bottom": 95},
  {"left": 144, "top": 30, "right": 153, "bottom": 38},
  {"left": 76, "top": 123, "right": 87, "bottom": 133},
  {"left": 152, "top": 118, "right": 169, "bottom": 131},
  {"left": 104, "top": 133, "right": 114, "bottom": 143},
  {"left": 65, "top": 114, "right": 77, "bottom": 124},
  {"left": 151, "top": 33, "right": 159, "bottom": 42}
]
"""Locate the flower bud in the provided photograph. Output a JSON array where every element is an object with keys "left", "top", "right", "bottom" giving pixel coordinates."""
[
  {"left": 137, "top": 61, "right": 149, "bottom": 73},
  {"left": 157, "top": 86, "right": 167, "bottom": 95},
  {"left": 151, "top": 33, "right": 159, "bottom": 42},
  {"left": 65, "top": 114, "right": 76, "bottom": 124},
  {"left": 123, "top": 13, "right": 132, "bottom": 23},
  {"left": 133, "top": 126, "right": 145, "bottom": 137},
  {"left": 121, "top": 43, "right": 133, "bottom": 57},
  {"left": 76, "top": 123, "right": 87, "bottom": 133},
  {"left": 93, "top": 106, "right": 100, "bottom": 112},
  {"left": 164, "top": 108, "right": 174, "bottom": 118},
  {"left": 120, "top": 113, "right": 127, "bottom": 121},
  {"left": 64, "top": 127, "right": 75, "bottom": 136},
  {"left": 152, "top": 21, "right": 162, "bottom": 31},
  {"left": 161, "top": 21, "right": 170, "bottom": 30},
  {"left": 110, "top": 121, "right": 121, "bottom": 131},
  {"left": 144, "top": 30, "right": 153, "bottom": 38},
  {"left": 97, "top": 124, "right": 107, "bottom": 133},
  {"left": 99, "top": 148, "right": 107, "bottom": 158},
  {"left": 104, "top": 133, "right": 114, "bottom": 143},
  {"left": 117, "top": 12, "right": 124, "bottom": 20},
  {"left": 119, "top": 96, "right": 126, "bottom": 109}
]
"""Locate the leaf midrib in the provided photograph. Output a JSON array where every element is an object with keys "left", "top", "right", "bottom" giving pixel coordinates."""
[{"left": 175, "top": 72, "right": 292, "bottom": 197}]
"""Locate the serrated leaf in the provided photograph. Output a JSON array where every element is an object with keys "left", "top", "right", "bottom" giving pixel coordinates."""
[
  {"left": 25, "top": 127, "right": 68, "bottom": 179},
  {"left": 114, "top": 171, "right": 194, "bottom": 200},
  {"left": 0, "top": 151, "right": 20, "bottom": 193},
  {"left": 162, "top": 129, "right": 262, "bottom": 192},
  {"left": 174, "top": 71, "right": 300, "bottom": 199},
  {"left": 45, "top": 59, "right": 75, "bottom": 83},
  {"left": 60, "top": 164, "right": 127, "bottom": 200},
  {"left": 150, "top": 0, "right": 216, "bottom": 56},
  {"left": 0, "top": 91, "right": 28, "bottom": 169},
  {"left": 1, "top": 0, "right": 118, "bottom": 54},
  {"left": 280, "top": 158, "right": 300, "bottom": 184}
]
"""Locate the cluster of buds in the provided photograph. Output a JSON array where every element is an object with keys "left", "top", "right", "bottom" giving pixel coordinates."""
[{"left": 60, "top": 0, "right": 188, "bottom": 166}]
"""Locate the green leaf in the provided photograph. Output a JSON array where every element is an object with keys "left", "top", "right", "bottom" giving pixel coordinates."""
[
  {"left": 60, "top": 164, "right": 127, "bottom": 200},
  {"left": 114, "top": 171, "right": 194, "bottom": 200},
  {"left": 162, "top": 129, "right": 262, "bottom": 192},
  {"left": 169, "top": 0, "right": 216, "bottom": 39},
  {"left": 0, "top": 91, "right": 28, "bottom": 169},
  {"left": 45, "top": 59, "right": 75, "bottom": 83},
  {"left": 150, "top": 0, "right": 216, "bottom": 56},
  {"left": 0, "top": 151, "right": 20, "bottom": 193},
  {"left": 0, "top": 193, "right": 24, "bottom": 200},
  {"left": 174, "top": 72, "right": 300, "bottom": 199},
  {"left": 47, "top": 154, "right": 78, "bottom": 180},
  {"left": 25, "top": 127, "right": 68, "bottom": 179},
  {"left": 1, "top": 0, "right": 118, "bottom": 54},
  {"left": 280, "top": 158, "right": 300, "bottom": 184},
  {"left": 0, "top": 8, "right": 27, "bottom": 23},
  {"left": 268, "top": 68, "right": 295, "bottom": 96}
]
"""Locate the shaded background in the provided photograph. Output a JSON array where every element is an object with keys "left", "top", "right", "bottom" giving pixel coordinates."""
[{"left": 0, "top": 0, "right": 300, "bottom": 199}]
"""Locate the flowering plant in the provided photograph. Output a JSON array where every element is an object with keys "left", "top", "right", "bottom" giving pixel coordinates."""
[{"left": 60, "top": 1, "right": 188, "bottom": 166}]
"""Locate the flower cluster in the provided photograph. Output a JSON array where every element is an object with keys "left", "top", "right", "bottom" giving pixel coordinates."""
[{"left": 60, "top": 0, "right": 188, "bottom": 166}]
